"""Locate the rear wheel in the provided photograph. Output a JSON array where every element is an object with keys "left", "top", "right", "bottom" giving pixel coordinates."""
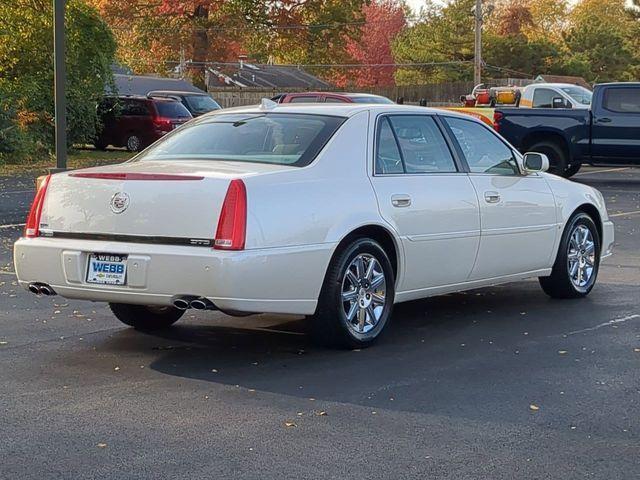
[
  {"left": 311, "top": 238, "right": 395, "bottom": 349},
  {"left": 539, "top": 213, "right": 600, "bottom": 299},
  {"left": 109, "top": 303, "right": 184, "bottom": 331},
  {"left": 125, "top": 134, "right": 142, "bottom": 152},
  {"left": 528, "top": 141, "right": 567, "bottom": 176}
]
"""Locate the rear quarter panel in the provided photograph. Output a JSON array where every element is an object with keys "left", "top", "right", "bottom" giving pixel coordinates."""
[{"left": 242, "top": 110, "right": 390, "bottom": 249}]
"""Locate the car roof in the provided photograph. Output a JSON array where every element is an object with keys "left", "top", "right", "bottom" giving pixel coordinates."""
[
  {"left": 201, "top": 103, "right": 474, "bottom": 120},
  {"left": 148, "top": 90, "right": 208, "bottom": 96},
  {"left": 283, "top": 92, "right": 387, "bottom": 98}
]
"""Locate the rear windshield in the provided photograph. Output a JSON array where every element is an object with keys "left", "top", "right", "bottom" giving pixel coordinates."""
[
  {"left": 137, "top": 113, "right": 345, "bottom": 167},
  {"left": 184, "top": 95, "right": 221, "bottom": 114},
  {"left": 155, "top": 101, "right": 192, "bottom": 118}
]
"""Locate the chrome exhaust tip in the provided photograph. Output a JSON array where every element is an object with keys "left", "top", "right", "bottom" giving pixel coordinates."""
[
  {"left": 39, "top": 285, "right": 54, "bottom": 296},
  {"left": 173, "top": 298, "right": 190, "bottom": 310},
  {"left": 190, "top": 299, "right": 208, "bottom": 310},
  {"left": 28, "top": 284, "right": 41, "bottom": 295}
]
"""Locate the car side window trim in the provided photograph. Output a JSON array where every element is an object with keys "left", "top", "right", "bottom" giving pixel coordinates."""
[
  {"left": 373, "top": 113, "right": 463, "bottom": 176},
  {"left": 439, "top": 115, "right": 523, "bottom": 176}
]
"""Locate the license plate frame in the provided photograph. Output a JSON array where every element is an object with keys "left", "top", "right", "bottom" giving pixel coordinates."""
[{"left": 86, "top": 253, "right": 128, "bottom": 285}]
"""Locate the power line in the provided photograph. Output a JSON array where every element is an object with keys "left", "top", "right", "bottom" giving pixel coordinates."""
[
  {"left": 109, "top": 20, "right": 380, "bottom": 33},
  {"left": 161, "top": 60, "right": 474, "bottom": 68}
]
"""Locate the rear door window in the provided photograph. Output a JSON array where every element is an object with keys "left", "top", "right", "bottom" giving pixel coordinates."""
[
  {"left": 383, "top": 115, "right": 457, "bottom": 174},
  {"left": 121, "top": 100, "right": 149, "bottom": 116},
  {"left": 603, "top": 88, "right": 640, "bottom": 113}
]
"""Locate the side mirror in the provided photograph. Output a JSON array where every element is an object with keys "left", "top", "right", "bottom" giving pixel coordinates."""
[
  {"left": 523, "top": 152, "right": 549, "bottom": 173},
  {"left": 552, "top": 97, "right": 570, "bottom": 109}
]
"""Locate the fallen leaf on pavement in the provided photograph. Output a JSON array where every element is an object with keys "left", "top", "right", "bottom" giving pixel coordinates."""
[
  {"left": 529, "top": 404, "right": 540, "bottom": 411},
  {"left": 558, "top": 350, "right": 568, "bottom": 355},
  {"left": 315, "top": 411, "right": 327, "bottom": 416},
  {"left": 97, "top": 443, "right": 107, "bottom": 448},
  {"left": 284, "top": 421, "right": 297, "bottom": 428}
]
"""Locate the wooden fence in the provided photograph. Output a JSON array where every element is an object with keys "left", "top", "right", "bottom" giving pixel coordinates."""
[{"left": 208, "top": 78, "right": 533, "bottom": 108}]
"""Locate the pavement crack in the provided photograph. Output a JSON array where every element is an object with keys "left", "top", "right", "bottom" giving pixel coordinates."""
[{"left": 566, "top": 314, "right": 640, "bottom": 336}]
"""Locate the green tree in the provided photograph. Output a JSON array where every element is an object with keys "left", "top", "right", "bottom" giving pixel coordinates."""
[
  {"left": 392, "top": 0, "right": 476, "bottom": 84},
  {"left": 563, "top": 0, "right": 638, "bottom": 82},
  {"left": 0, "top": 0, "right": 116, "bottom": 163}
]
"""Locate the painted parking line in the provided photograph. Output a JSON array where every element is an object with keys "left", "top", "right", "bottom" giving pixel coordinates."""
[
  {"left": 574, "top": 167, "right": 630, "bottom": 176},
  {"left": 567, "top": 314, "right": 640, "bottom": 336},
  {"left": 609, "top": 210, "right": 640, "bottom": 218},
  {"left": 0, "top": 223, "right": 25, "bottom": 229}
]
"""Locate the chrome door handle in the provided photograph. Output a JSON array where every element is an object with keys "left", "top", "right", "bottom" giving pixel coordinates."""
[
  {"left": 391, "top": 194, "right": 412, "bottom": 208},
  {"left": 484, "top": 191, "right": 501, "bottom": 203},
  {"left": 596, "top": 117, "right": 612, "bottom": 123}
]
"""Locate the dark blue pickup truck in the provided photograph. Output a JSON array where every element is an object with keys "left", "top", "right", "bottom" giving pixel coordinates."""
[{"left": 494, "top": 82, "right": 640, "bottom": 177}]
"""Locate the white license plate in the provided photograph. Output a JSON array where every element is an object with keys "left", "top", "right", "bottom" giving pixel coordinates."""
[{"left": 86, "top": 253, "right": 128, "bottom": 285}]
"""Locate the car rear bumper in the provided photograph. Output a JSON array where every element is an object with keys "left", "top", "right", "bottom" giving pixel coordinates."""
[{"left": 14, "top": 237, "right": 336, "bottom": 315}]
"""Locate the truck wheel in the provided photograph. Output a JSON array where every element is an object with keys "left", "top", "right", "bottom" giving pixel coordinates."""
[
  {"left": 528, "top": 141, "right": 567, "bottom": 176},
  {"left": 565, "top": 164, "right": 581, "bottom": 177},
  {"left": 109, "top": 303, "right": 184, "bottom": 331},
  {"left": 311, "top": 238, "right": 395, "bottom": 349},
  {"left": 539, "top": 213, "right": 600, "bottom": 299}
]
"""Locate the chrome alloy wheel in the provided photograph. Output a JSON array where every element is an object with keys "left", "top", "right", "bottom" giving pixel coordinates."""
[
  {"left": 127, "top": 135, "right": 141, "bottom": 152},
  {"left": 341, "top": 253, "right": 386, "bottom": 334},
  {"left": 567, "top": 224, "right": 596, "bottom": 288}
]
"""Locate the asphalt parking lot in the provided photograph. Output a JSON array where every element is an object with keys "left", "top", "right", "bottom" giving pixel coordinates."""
[{"left": 1, "top": 166, "right": 639, "bottom": 479}]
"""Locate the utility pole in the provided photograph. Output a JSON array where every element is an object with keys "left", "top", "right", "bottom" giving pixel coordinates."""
[
  {"left": 53, "top": 0, "right": 67, "bottom": 171},
  {"left": 473, "top": 0, "right": 482, "bottom": 86}
]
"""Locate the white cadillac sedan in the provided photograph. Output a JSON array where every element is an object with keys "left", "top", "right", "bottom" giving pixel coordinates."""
[{"left": 14, "top": 103, "right": 614, "bottom": 348}]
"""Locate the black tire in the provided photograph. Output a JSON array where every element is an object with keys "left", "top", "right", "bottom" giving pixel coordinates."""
[
  {"left": 528, "top": 141, "right": 567, "bottom": 177},
  {"left": 311, "top": 238, "right": 395, "bottom": 349},
  {"left": 539, "top": 212, "right": 601, "bottom": 299},
  {"left": 125, "top": 134, "right": 142, "bottom": 152},
  {"left": 109, "top": 303, "right": 184, "bottom": 331},
  {"left": 565, "top": 163, "right": 581, "bottom": 177}
]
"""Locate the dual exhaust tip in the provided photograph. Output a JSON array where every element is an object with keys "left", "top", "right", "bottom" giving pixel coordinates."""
[
  {"left": 172, "top": 296, "right": 216, "bottom": 311},
  {"left": 28, "top": 283, "right": 56, "bottom": 296}
]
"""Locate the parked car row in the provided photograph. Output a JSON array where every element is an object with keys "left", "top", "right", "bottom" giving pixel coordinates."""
[{"left": 94, "top": 91, "right": 221, "bottom": 152}]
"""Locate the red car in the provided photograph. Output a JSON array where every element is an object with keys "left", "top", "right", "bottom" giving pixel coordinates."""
[
  {"left": 94, "top": 96, "right": 192, "bottom": 152},
  {"left": 272, "top": 92, "right": 394, "bottom": 104}
]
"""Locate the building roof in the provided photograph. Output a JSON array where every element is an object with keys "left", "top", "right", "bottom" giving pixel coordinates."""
[
  {"left": 535, "top": 75, "right": 591, "bottom": 90},
  {"left": 112, "top": 74, "right": 206, "bottom": 96},
  {"left": 206, "top": 63, "right": 331, "bottom": 89}
]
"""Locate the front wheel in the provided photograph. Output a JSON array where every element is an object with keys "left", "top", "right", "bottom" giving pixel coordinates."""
[
  {"left": 539, "top": 213, "right": 601, "bottom": 299},
  {"left": 311, "top": 238, "right": 395, "bottom": 349},
  {"left": 109, "top": 303, "right": 184, "bottom": 331}
]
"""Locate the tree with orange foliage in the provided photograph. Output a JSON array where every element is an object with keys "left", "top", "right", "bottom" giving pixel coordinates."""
[{"left": 333, "top": 0, "right": 406, "bottom": 88}]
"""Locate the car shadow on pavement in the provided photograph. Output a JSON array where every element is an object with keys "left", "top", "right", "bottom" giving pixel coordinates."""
[{"left": 87, "top": 279, "right": 637, "bottom": 422}]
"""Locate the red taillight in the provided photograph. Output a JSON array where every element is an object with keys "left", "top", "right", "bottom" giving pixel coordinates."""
[
  {"left": 153, "top": 117, "right": 173, "bottom": 131},
  {"left": 493, "top": 111, "right": 503, "bottom": 132},
  {"left": 214, "top": 179, "right": 246, "bottom": 250},
  {"left": 24, "top": 174, "right": 51, "bottom": 238}
]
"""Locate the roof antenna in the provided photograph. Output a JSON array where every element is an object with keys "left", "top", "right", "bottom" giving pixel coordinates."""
[{"left": 260, "top": 98, "right": 278, "bottom": 110}]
